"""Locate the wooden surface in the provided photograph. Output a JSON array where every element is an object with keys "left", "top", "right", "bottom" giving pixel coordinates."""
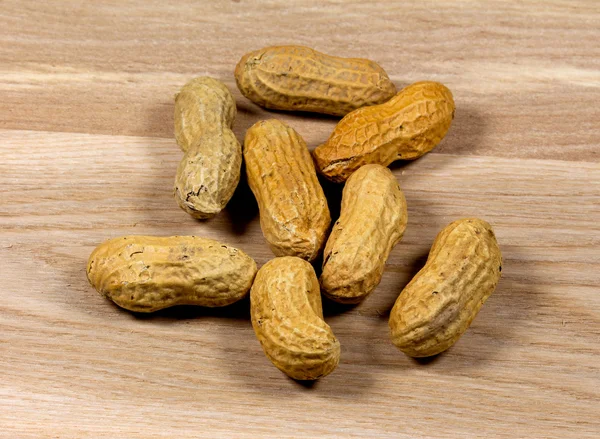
[{"left": 1, "top": 1, "right": 599, "bottom": 438}]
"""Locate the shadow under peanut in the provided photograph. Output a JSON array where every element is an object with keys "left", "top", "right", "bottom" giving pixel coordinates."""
[
  {"left": 319, "top": 175, "right": 344, "bottom": 224},
  {"left": 222, "top": 164, "right": 259, "bottom": 236},
  {"left": 377, "top": 249, "right": 429, "bottom": 319},
  {"left": 130, "top": 295, "right": 251, "bottom": 322},
  {"left": 433, "top": 105, "right": 487, "bottom": 156}
]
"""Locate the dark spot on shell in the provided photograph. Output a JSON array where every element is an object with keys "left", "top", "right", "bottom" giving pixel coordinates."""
[
  {"left": 432, "top": 291, "right": 439, "bottom": 295},
  {"left": 499, "top": 265, "right": 502, "bottom": 272}
]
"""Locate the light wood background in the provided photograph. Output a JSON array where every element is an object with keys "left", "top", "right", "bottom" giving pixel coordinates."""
[{"left": 1, "top": 1, "right": 599, "bottom": 438}]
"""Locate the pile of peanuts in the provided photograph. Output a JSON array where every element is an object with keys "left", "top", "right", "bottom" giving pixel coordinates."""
[{"left": 86, "top": 45, "right": 502, "bottom": 380}]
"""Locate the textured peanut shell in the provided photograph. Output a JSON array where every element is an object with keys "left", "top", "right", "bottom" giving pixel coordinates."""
[
  {"left": 313, "top": 81, "right": 455, "bottom": 182},
  {"left": 235, "top": 45, "right": 397, "bottom": 116},
  {"left": 174, "top": 76, "right": 236, "bottom": 152},
  {"left": 389, "top": 218, "right": 502, "bottom": 357},
  {"left": 320, "top": 165, "right": 407, "bottom": 304},
  {"left": 86, "top": 236, "right": 257, "bottom": 312},
  {"left": 244, "top": 119, "right": 331, "bottom": 261},
  {"left": 173, "top": 77, "right": 242, "bottom": 219},
  {"left": 251, "top": 257, "right": 340, "bottom": 380}
]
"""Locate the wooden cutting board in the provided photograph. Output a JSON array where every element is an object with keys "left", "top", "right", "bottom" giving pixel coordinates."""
[{"left": 1, "top": 1, "right": 599, "bottom": 438}]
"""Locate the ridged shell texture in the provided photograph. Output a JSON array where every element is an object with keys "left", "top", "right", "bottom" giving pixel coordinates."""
[
  {"left": 251, "top": 257, "right": 340, "bottom": 380},
  {"left": 87, "top": 236, "right": 257, "bottom": 312},
  {"left": 313, "top": 81, "right": 455, "bottom": 182},
  {"left": 389, "top": 218, "right": 502, "bottom": 357},
  {"left": 321, "top": 164, "right": 408, "bottom": 304},
  {"left": 244, "top": 119, "right": 331, "bottom": 261},
  {"left": 174, "top": 77, "right": 242, "bottom": 219},
  {"left": 235, "top": 45, "right": 397, "bottom": 116}
]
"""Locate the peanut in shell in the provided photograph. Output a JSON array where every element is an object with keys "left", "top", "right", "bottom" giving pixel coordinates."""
[
  {"left": 389, "top": 218, "right": 502, "bottom": 357},
  {"left": 173, "top": 77, "right": 241, "bottom": 219},
  {"left": 251, "top": 257, "right": 340, "bottom": 380},
  {"left": 244, "top": 119, "right": 331, "bottom": 262},
  {"left": 235, "top": 45, "right": 397, "bottom": 116},
  {"left": 87, "top": 236, "right": 257, "bottom": 312},
  {"left": 313, "top": 81, "right": 455, "bottom": 182},
  {"left": 320, "top": 164, "right": 408, "bottom": 304}
]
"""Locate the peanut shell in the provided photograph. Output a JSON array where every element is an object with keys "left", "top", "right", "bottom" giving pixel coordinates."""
[
  {"left": 173, "top": 77, "right": 241, "bottom": 219},
  {"left": 87, "top": 236, "right": 257, "bottom": 312},
  {"left": 251, "top": 257, "right": 340, "bottom": 380},
  {"left": 235, "top": 45, "right": 397, "bottom": 116},
  {"left": 389, "top": 218, "right": 502, "bottom": 357},
  {"left": 244, "top": 119, "right": 331, "bottom": 261},
  {"left": 313, "top": 81, "right": 455, "bottom": 182},
  {"left": 321, "top": 164, "right": 407, "bottom": 304}
]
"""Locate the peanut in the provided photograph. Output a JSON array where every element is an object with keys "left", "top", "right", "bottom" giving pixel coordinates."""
[
  {"left": 86, "top": 236, "right": 257, "bottom": 312},
  {"left": 173, "top": 77, "right": 241, "bottom": 219},
  {"left": 389, "top": 218, "right": 502, "bottom": 357},
  {"left": 251, "top": 257, "right": 340, "bottom": 380},
  {"left": 244, "top": 119, "right": 331, "bottom": 261},
  {"left": 234, "top": 45, "right": 397, "bottom": 116},
  {"left": 320, "top": 164, "right": 408, "bottom": 304},
  {"left": 313, "top": 81, "right": 455, "bottom": 182}
]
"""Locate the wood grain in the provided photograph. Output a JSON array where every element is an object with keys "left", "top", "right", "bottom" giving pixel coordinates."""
[
  {"left": 1, "top": 1, "right": 599, "bottom": 438},
  {"left": 1, "top": 0, "right": 599, "bottom": 160}
]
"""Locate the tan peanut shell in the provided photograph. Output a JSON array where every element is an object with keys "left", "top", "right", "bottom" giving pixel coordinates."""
[
  {"left": 389, "top": 218, "right": 502, "bottom": 357},
  {"left": 244, "top": 119, "right": 331, "bottom": 261},
  {"left": 251, "top": 257, "right": 340, "bottom": 380},
  {"left": 86, "top": 236, "right": 257, "bottom": 312},
  {"left": 320, "top": 164, "right": 407, "bottom": 304},
  {"left": 313, "top": 81, "right": 455, "bottom": 182},
  {"left": 173, "top": 77, "right": 242, "bottom": 219},
  {"left": 234, "top": 45, "right": 397, "bottom": 116}
]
